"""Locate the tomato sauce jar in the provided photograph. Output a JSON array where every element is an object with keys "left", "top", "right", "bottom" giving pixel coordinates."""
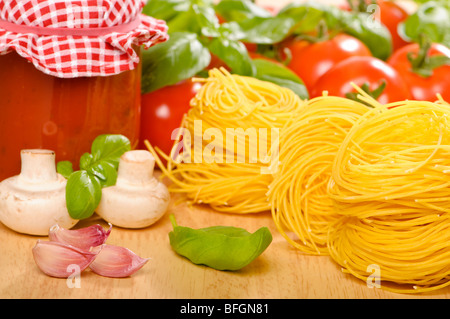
[{"left": 0, "top": 0, "right": 168, "bottom": 181}]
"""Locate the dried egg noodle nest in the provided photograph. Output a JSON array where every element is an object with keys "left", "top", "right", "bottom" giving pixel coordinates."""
[
  {"left": 146, "top": 68, "right": 306, "bottom": 214},
  {"left": 327, "top": 96, "right": 450, "bottom": 293},
  {"left": 267, "top": 95, "right": 369, "bottom": 255},
  {"left": 146, "top": 68, "right": 450, "bottom": 293}
]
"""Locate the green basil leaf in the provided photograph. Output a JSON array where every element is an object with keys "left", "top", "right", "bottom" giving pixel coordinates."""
[
  {"left": 340, "top": 11, "right": 393, "bottom": 60},
  {"left": 98, "top": 162, "right": 118, "bottom": 187},
  {"left": 252, "top": 59, "right": 309, "bottom": 99},
  {"left": 192, "top": 3, "right": 220, "bottom": 34},
  {"left": 169, "top": 215, "right": 273, "bottom": 271},
  {"left": 214, "top": 0, "right": 272, "bottom": 22},
  {"left": 237, "top": 16, "right": 297, "bottom": 44},
  {"left": 65, "top": 171, "right": 102, "bottom": 220},
  {"left": 166, "top": 9, "right": 200, "bottom": 34},
  {"left": 399, "top": 2, "right": 450, "bottom": 47},
  {"left": 79, "top": 152, "right": 94, "bottom": 171},
  {"left": 63, "top": 134, "right": 130, "bottom": 219},
  {"left": 141, "top": 32, "right": 211, "bottom": 94},
  {"left": 90, "top": 134, "right": 131, "bottom": 169},
  {"left": 277, "top": 2, "right": 392, "bottom": 60},
  {"left": 207, "top": 37, "right": 255, "bottom": 76},
  {"left": 142, "top": 0, "right": 190, "bottom": 21},
  {"left": 87, "top": 162, "right": 118, "bottom": 187},
  {"left": 200, "top": 21, "right": 246, "bottom": 42},
  {"left": 56, "top": 161, "right": 73, "bottom": 179},
  {"left": 277, "top": 2, "right": 328, "bottom": 34}
]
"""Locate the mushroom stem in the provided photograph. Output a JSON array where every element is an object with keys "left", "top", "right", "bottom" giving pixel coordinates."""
[
  {"left": 116, "top": 150, "right": 156, "bottom": 187},
  {"left": 17, "top": 149, "right": 61, "bottom": 191},
  {"left": 95, "top": 150, "right": 170, "bottom": 229}
]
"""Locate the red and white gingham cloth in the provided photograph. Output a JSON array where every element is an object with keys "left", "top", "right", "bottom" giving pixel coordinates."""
[{"left": 0, "top": 0, "right": 168, "bottom": 78}]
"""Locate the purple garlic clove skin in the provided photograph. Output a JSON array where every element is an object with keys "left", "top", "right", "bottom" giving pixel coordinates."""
[
  {"left": 48, "top": 223, "right": 112, "bottom": 251},
  {"left": 89, "top": 244, "right": 150, "bottom": 278},
  {"left": 32, "top": 240, "right": 102, "bottom": 278}
]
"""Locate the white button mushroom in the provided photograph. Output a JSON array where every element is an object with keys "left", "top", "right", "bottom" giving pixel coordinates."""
[
  {"left": 0, "top": 149, "right": 78, "bottom": 236},
  {"left": 95, "top": 150, "right": 170, "bottom": 229}
]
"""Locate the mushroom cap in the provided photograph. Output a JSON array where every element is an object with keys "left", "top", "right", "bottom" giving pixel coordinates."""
[
  {"left": 0, "top": 175, "right": 78, "bottom": 235},
  {"left": 96, "top": 180, "right": 170, "bottom": 229}
]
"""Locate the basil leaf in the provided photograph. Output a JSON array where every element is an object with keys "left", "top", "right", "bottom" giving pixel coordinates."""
[
  {"left": 192, "top": 3, "right": 220, "bottom": 34},
  {"left": 65, "top": 171, "right": 102, "bottom": 220},
  {"left": 142, "top": 0, "right": 190, "bottom": 21},
  {"left": 90, "top": 134, "right": 131, "bottom": 168},
  {"left": 60, "top": 134, "right": 130, "bottom": 219},
  {"left": 252, "top": 59, "right": 309, "bottom": 99},
  {"left": 339, "top": 11, "right": 393, "bottom": 60},
  {"left": 141, "top": 32, "right": 211, "bottom": 94},
  {"left": 86, "top": 134, "right": 129, "bottom": 187},
  {"left": 207, "top": 37, "right": 255, "bottom": 76},
  {"left": 169, "top": 215, "right": 273, "bottom": 271},
  {"left": 56, "top": 161, "right": 73, "bottom": 179},
  {"left": 399, "top": 2, "right": 450, "bottom": 48},
  {"left": 237, "top": 16, "right": 297, "bottom": 44},
  {"left": 79, "top": 152, "right": 94, "bottom": 171},
  {"left": 166, "top": 9, "right": 200, "bottom": 34},
  {"left": 277, "top": 2, "right": 328, "bottom": 34},
  {"left": 214, "top": 0, "right": 272, "bottom": 22},
  {"left": 85, "top": 161, "right": 118, "bottom": 187},
  {"left": 277, "top": 2, "right": 393, "bottom": 60}
]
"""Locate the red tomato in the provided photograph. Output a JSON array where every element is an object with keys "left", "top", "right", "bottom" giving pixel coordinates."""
[
  {"left": 139, "top": 79, "right": 202, "bottom": 156},
  {"left": 207, "top": 53, "right": 229, "bottom": 70},
  {"left": 377, "top": 0, "right": 410, "bottom": 51},
  {"left": 311, "top": 56, "right": 412, "bottom": 104},
  {"left": 285, "top": 34, "right": 372, "bottom": 93},
  {"left": 388, "top": 43, "right": 450, "bottom": 102},
  {"left": 339, "top": 0, "right": 410, "bottom": 51},
  {"left": 244, "top": 42, "right": 258, "bottom": 53}
]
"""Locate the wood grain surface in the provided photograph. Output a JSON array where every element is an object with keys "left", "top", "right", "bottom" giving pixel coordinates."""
[{"left": 1, "top": 183, "right": 449, "bottom": 299}]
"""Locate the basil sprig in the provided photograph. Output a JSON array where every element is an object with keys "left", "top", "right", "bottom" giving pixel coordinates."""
[
  {"left": 57, "top": 134, "right": 131, "bottom": 220},
  {"left": 276, "top": 2, "right": 392, "bottom": 60},
  {"left": 141, "top": 0, "right": 309, "bottom": 99},
  {"left": 399, "top": 1, "right": 450, "bottom": 49},
  {"left": 141, "top": 32, "right": 211, "bottom": 93},
  {"left": 252, "top": 59, "right": 309, "bottom": 99},
  {"left": 169, "top": 215, "right": 273, "bottom": 271}
]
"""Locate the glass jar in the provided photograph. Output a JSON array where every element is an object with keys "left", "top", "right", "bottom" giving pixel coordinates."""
[
  {"left": 0, "top": 50, "right": 141, "bottom": 181},
  {"left": 0, "top": 0, "right": 168, "bottom": 181}
]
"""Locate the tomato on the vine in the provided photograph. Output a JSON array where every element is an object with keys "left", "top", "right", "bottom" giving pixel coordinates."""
[
  {"left": 139, "top": 79, "right": 202, "bottom": 156},
  {"left": 310, "top": 55, "right": 411, "bottom": 104},
  {"left": 376, "top": 0, "right": 410, "bottom": 51},
  {"left": 341, "top": 0, "right": 410, "bottom": 51},
  {"left": 388, "top": 42, "right": 450, "bottom": 102},
  {"left": 284, "top": 34, "right": 372, "bottom": 93}
]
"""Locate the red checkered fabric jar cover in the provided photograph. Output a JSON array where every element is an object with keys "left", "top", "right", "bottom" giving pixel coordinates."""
[{"left": 0, "top": 0, "right": 168, "bottom": 78}]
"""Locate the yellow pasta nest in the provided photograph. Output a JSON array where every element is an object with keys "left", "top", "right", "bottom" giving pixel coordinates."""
[
  {"left": 146, "top": 68, "right": 306, "bottom": 213},
  {"left": 146, "top": 67, "right": 450, "bottom": 293},
  {"left": 327, "top": 98, "right": 450, "bottom": 293},
  {"left": 268, "top": 95, "right": 369, "bottom": 255}
]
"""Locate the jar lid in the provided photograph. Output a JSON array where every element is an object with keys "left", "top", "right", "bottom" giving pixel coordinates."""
[{"left": 0, "top": 0, "right": 168, "bottom": 78}]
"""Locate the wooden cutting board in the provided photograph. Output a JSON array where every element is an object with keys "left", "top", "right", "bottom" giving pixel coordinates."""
[{"left": 1, "top": 183, "right": 449, "bottom": 299}]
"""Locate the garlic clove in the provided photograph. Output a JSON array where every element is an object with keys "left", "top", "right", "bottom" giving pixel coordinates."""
[
  {"left": 89, "top": 244, "right": 149, "bottom": 278},
  {"left": 32, "top": 240, "right": 102, "bottom": 278},
  {"left": 48, "top": 223, "right": 112, "bottom": 251}
]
